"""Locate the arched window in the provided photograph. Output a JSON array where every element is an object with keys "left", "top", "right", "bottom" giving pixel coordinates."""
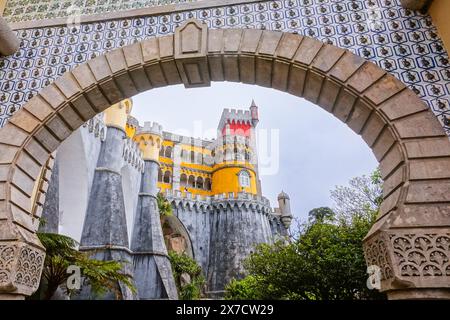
[
  {"left": 238, "top": 170, "right": 251, "bottom": 188},
  {"left": 204, "top": 178, "right": 211, "bottom": 191},
  {"left": 190, "top": 151, "right": 195, "bottom": 163},
  {"left": 196, "top": 176, "right": 204, "bottom": 189},
  {"left": 159, "top": 146, "right": 165, "bottom": 157},
  {"left": 158, "top": 168, "right": 163, "bottom": 182},
  {"left": 188, "top": 175, "right": 195, "bottom": 188},
  {"left": 165, "top": 146, "right": 172, "bottom": 158},
  {"left": 245, "top": 151, "right": 251, "bottom": 161},
  {"left": 149, "top": 135, "right": 154, "bottom": 146},
  {"left": 180, "top": 173, "right": 187, "bottom": 186},
  {"left": 163, "top": 171, "right": 171, "bottom": 184}
]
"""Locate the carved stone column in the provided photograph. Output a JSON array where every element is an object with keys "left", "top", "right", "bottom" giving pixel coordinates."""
[{"left": 0, "top": 224, "right": 45, "bottom": 299}]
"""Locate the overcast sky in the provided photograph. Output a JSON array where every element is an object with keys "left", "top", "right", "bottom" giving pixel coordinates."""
[{"left": 132, "top": 82, "right": 378, "bottom": 222}]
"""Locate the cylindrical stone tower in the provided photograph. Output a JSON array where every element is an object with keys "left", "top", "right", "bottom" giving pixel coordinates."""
[
  {"left": 278, "top": 191, "right": 293, "bottom": 236},
  {"left": 207, "top": 201, "right": 273, "bottom": 297},
  {"left": 131, "top": 122, "right": 178, "bottom": 300},
  {"left": 77, "top": 100, "right": 135, "bottom": 300}
]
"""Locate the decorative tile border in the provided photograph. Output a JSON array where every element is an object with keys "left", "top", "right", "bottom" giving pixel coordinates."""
[
  {"left": 0, "top": 0, "right": 449, "bottom": 135},
  {"left": 3, "top": 0, "right": 199, "bottom": 24}
]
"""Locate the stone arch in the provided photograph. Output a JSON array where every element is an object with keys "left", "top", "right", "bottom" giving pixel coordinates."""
[
  {"left": 161, "top": 215, "right": 194, "bottom": 259},
  {"left": 187, "top": 175, "right": 195, "bottom": 188},
  {"left": 196, "top": 176, "right": 204, "bottom": 189},
  {"left": 0, "top": 19, "right": 449, "bottom": 299}
]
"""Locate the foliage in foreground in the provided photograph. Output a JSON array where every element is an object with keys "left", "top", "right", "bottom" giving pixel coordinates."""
[
  {"left": 168, "top": 251, "right": 205, "bottom": 300},
  {"left": 225, "top": 169, "right": 386, "bottom": 300},
  {"left": 33, "top": 232, "right": 135, "bottom": 300}
]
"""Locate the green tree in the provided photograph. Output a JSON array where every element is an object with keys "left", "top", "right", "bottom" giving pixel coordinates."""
[
  {"left": 225, "top": 169, "right": 386, "bottom": 300},
  {"left": 33, "top": 232, "right": 135, "bottom": 300},
  {"left": 157, "top": 192, "right": 173, "bottom": 216},
  {"left": 330, "top": 168, "right": 382, "bottom": 223},
  {"left": 308, "top": 206, "right": 335, "bottom": 223},
  {"left": 224, "top": 276, "right": 263, "bottom": 300},
  {"left": 168, "top": 251, "right": 205, "bottom": 300}
]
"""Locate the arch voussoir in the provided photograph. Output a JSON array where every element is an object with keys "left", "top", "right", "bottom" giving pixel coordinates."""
[{"left": 0, "top": 19, "right": 449, "bottom": 299}]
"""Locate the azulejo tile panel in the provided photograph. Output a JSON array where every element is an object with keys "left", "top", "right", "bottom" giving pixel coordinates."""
[
  {"left": 0, "top": 0, "right": 449, "bottom": 135},
  {"left": 3, "top": 0, "right": 199, "bottom": 23}
]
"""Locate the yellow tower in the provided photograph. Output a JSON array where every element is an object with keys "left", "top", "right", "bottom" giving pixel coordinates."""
[
  {"left": 211, "top": 139, "right": 257, "bottom": 195},
  {"left": 126, "top": 115, "right": 139, "bottom": 139},
  {"left": 103, "top": 98, "right": 133, "bottom": 131},
  {"left": 133, "top": 121, "right": 163, "bottom": 162},
  {"left": 210, "top": 105, "right": 259, "bottom": 196}
]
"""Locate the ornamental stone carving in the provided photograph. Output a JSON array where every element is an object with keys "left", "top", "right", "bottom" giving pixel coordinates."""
[{"left": 0, "top": 241, "right": 45, "bottom": 297}]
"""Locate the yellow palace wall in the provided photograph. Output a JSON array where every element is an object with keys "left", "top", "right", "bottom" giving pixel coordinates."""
[
  {"left": 429, "top": 0, "right": 450, "bottom": 51},
  {"left": 121, "top": 107, "right": 256, "bottom": 197},
  {"left": 211, "top": 165, "right": 257, "bottom": 195}
]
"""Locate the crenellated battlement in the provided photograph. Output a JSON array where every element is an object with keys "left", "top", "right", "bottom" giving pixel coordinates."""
[
  {"left": 83, "top": 114, "right": 107, "bottom": 142},
  {"left": 127, "top": 115, "right": 140, "bottom": 129},
  {"left": 162, "top": 189, "right": 272, "bottom": 214},
  {"left": 162, "top": 131, "right": 213, "bottom": 147},
  {"left": 218, "top": 107, "right": 253, "bottom": 131},
  {"left": 137, "top": 121, "right": 163, "bottom": 136}
]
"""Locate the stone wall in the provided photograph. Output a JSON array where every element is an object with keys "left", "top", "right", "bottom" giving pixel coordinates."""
[{"left": 170, "top": 194, "right": 276, "bottom": 293}]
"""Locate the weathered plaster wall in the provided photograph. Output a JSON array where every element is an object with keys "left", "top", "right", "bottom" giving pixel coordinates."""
[
  {"left": 207, "top": 206, "right": 273, "bottom": 293},
  {"left": 121, "top": 163, "right": 141, "bottom": 243},
  {"left": 57, "top": 126, "right": 102, "bottom": 242},
  {"left": 174, "top": 204, "right": 212, "bottom": 273},
  {"left": 172, "top": 199, "right": 275, "bottom": 293}
]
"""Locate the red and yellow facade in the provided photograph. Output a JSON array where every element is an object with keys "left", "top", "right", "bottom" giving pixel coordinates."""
[{"left": 121, "top": 99, "right": 260, "bottom": 198}]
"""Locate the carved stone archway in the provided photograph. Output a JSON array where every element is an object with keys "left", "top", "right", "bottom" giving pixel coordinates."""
[{"left": 0, "top": 19, "right": 449, "bottom": 300}]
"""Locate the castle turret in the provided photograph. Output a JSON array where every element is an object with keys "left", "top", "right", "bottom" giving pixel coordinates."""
[
  {"left": 130, "top": 121, "right": 178, "bottom": 299},
  {"left": 250, "top": 99, "right": 259, "bottom": 127},
  {"left": 211, "top": 102, "right": 260, "bottom": 196},
  {"left": 78, "top": 99, "right": 135, "bottom": 300},
  {"left": 278, "top": 191, "right": 293, "bottom": 230},
  {"left": 126, "top": 114, "right": 139, "bottom": 139}
]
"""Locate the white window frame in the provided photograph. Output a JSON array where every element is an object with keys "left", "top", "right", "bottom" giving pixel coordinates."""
[{"left": 238, "top": 170, "right": 251, "bottom": 188}]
